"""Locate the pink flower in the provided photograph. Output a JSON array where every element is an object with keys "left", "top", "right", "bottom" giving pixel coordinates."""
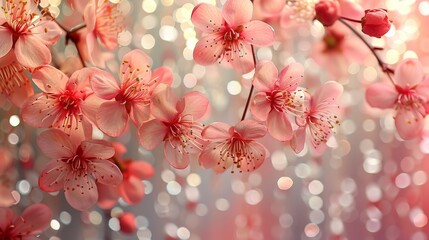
[
  {"left": 366, "top": 59, "right": 429, "bottom": 139},
  {"left": 0, "top": 203, "right": 51, "bottom": 239},
  {"left": 37, "top": 129, "right": 122, "bottom": 210},
  {"left": 191, "top": 0, "right": 275, "bottom": 73},
  {"left": 199, "top": 120, "right": 269, "bottom": 173},
  {"left": 361, "top": 9, "right": 391, "bottom": 38},
  {"left": 138, "top": 86, "right": 209, "bottom": 169},
  {"left": 82, "top": 0, "right": 124, "bottom": 67},
  {"left": 0, "top": 51, "right": 34, "bottom": 107},
  {"left": 67, "top": 0, "right": 88, "bottom": 12},
  {"left": 0, "top": 0, "right": 62, "bottom": 68},
  {"left": 315, "top": 0, "right": 340, "bottom": 26},
  {"left": 250, "top": 61, "right": 305, "bottom": 141},
  {"left": 118, "top": 212, "right": 137, "bottom": 234},
  {"left": 90, "top": 49, "right": 173, "bottom": 137},
  {"left": 291, "top": 81, "right": 343, "bottom": 154},
  {"left": 21, "top": 66, "right": 100, "bottom": 136},
  {"left": 98, "top": 143, "right": 154, "bottom": 208}
]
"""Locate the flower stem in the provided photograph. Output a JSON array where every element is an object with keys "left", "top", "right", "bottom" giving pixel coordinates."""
[
  {"left": 338, "top": 18, "right": 395, "bottom": 85},
  {"left": 339, "top": 16, "right": 362, "bottom": 23},
  {"left": 240, "top": 45, "right": 257, "bottom": 121}
]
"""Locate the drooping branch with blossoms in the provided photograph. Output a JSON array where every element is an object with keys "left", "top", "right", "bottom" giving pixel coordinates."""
[{"left": 0, "top": 0, "right": 427, "bottom": 238}]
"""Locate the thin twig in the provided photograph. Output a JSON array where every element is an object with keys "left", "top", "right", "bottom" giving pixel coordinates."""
[{"left": 240, "top": 45, "right": 257, "bottom": 121}]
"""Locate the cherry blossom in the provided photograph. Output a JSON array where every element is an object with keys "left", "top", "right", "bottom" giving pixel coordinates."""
[
  {"left": 191, "top": 0, "right": 275, "bottom": 73},
  {"left": 250, "top": 61, "right": 305, "bottom": 141},
  {"left": 199, "top": 120, "right": 269, "bottom": 173},
  {"left": 138, "top": 86, "right": 209, "bottom": 169},
  {"left": 0, "top": 203, "right": 51, "bottom": 239},
  {"left": 361, "top": 9, "right": 391, "bottom": 38},
  {"left": 291, "top": 81, "right": 343, "bottom": 154},
  {"left": 21, "top": 66, "right": 100, "bottom": 136},
  {"left": 37, "top": 129, "right": 122, "bottom": 211},
  {"left": 0, "top": 0, "right": 62, "bottom": 68},
  {"left": 98, "top": 143, "right": 154, "bottom": 208},
  {"left": 366, "top": 59, "right": 429, "bottom": 139},
  {"left": 90, "top": 49, "right": 173, "bottom": 137}
]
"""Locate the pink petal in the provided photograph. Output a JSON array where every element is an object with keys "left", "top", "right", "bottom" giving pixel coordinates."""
[
  {"left": 64, "top": 171, "right": 98, "bottom": 211},
  {"left": 129, "top": 101, "right": 151, "bottom": 127},
  {"left": 176, "top": 91, "right": 209, "bottom": 119},
  {"left": 198, "top": 142, "right": 221, "bottom": 169},
  {"left": 21, "top": 93, "right": 60, "bottom": 128},
  {"left": 68, "top": 67, "right": 98, "bottom": 94},
  {"left": 0, "top": 186, "right": 17, "bottom": 208},
  {"left": 7, "top": 79, "right": 34, "bottom": 108},
  {"left": 152, "top": 66, "right": 173, "bottom": 85},
  {"left": 31, "top": 21, "right": 63, "bottom": 45},
  {"left": 119, "top": 176, "right": 145, "bottom": 204},
  {"left": 290, "top": 127, "right": 306, "bottom": 154},
  {"left": 15, "top": 35, "right": 51, "bottom": 68},
  {"left": 239, "top": 141, "right": 267, "bottom": 172},
  {"left": 201, "top": 122, "right": 232, "bottom": 141},
  {"left": 97, "top": 184, "right": 119, "bottom": 209},
  {"left": 84, "top": 2, "right": 96, "bottom": 32},
  {"left": 138, "top": 119, "right": 168, "bottom": 150},
  {"left": 250, "top": 93, "right": 271, "bottom": 121},
  {"left": 235, "top": 119, "right": 267, "bottom": 140},
  {"left": 191, "top": 3, "right": 223, "bottom": 32},
  {"left": 415, "top": 78, "right": 429, "bottom": 101},
  {"left": 164, "top": 143, "right": 189, "bottom": 169},
  {"left": 81, "top": 140, "right": 115, "bottom": 160},
  {"left": 96, "top": 101, "right": 129, "bottom": 137},
  {"left": 120, "top": 50, "right": 152, "bottom": 87},
  {"left": 90, "top": 69, "right": 120, "bottom": 100},
  {"left": 394, "top": 58, "right": 424, "bottom": 88},
  {"left": 90, "top": 160, "right": 122, "bottom": 185},
  {"left": 267, "top": 110, "right": 293, "bottom": 141},
  {"left": 129, "top": 161, "right": 154, "bottom": 179},
  {"left": 0, "top": 208, "right": 14, "bottom": 230},
  {"left": 278, "top": 62, "right": 304, "bottom": 91},
  {"left": 12, "top": 204, "right": 51, "bottom": 235},
  {"left": 151, "top": 86, "right": 179, "bottom": 122},
  {"left": 37, "top": 129, "right": 76, "bottom": 159},
  {"left": 222, "top": 0, "right": 253, "bottom": 27},
  {"left": 253, "top": 61, "right": 278, "bottom": 92},
  {"left": 38, "top": 160, "right": 68, "bottom": 192},
  {"left": 193, "top": 34, "right": 225, "bottom": 66},
  {"left": 32, "top": 65, "right": 68, "bottom": 93},
  {"left": 230, "top": 42, "right": 255, "bottom": 73},
  {"left": 312, "top": 81, "right": 343, "bottom": 109},
  {"left": 365, "top": 82, "right": 397, "bottom": 109},
  {"left": 395, "top": 107, "right": 425, "bottom": 140},
  {"left": 80, "top": 94, "right": 103, "bottom": 125},
  {"left": 242, "top": 20, "right": 275, "bottom": 47},
  {"left": 0, "top": 27, "right": 12, "bottom": 58}
]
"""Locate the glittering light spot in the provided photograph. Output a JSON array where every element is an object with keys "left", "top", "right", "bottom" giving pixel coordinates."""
[
  {"left": 330, "top": 218, "right": 344, "bottom": 235},
  {"left": 108, "top": 218, "right": 120, "bottom": 231},
  {"left": 410, "top": 208, "right": 428, "bottom": 228},
  {"left": 366, "top": 219, "right": 381, "bottom": 233},
  {"left": 386, "top": 49, "right": 400, "bottom": 64},
  {"left": 227, "top": 81, "right": 242, "bottom": 95},
  {"left": 245, "top": 189, "right": 263, "bottom": 205},
  {"left": 271, "top": 150, "right": 288, "bottom": 171},
  {"left": 161, "top": 170, "right": 175, "bottom": 182},
  {"left": 159, "top": 25, "right": 178, "bottom": 42},
  {"left": 183, "top": 74, "right": 198, "bottom": 89},
  {"left": 403, "top": 50, "right": 418, "bottom": 59},
  {"left": 165, "top": 223, "right": 178, "bottom": 237},
  {"left": 309, "top": 210, "right": 325, "bottom": 224},
  {"left": 308, "top": 180, "right": 324, "bottom": 195},
  {"left": 277, "top": 177, "right": 293, "bottom": 190},
  {"left": 308, "top": 196, "right": 323, "bottom": 210},
  {"left": 8, "top": 133, "right": 19, "bottom": 145},
  {"left": 279, "top": 214, "right": 293, "bottom": 228},
  {"left": 366, "top": 184, "right": 382, "bottom": 202},
  {"left": 141, "top": 34, "right": 155, "bottom": 49},
  {"left": 9, "top": 115, "right": 20, "bottom": 127},
  {"left": 185, "top": 187, "right": 199, "bottom": 201},
  {"left": 231, "top": 180, "right": 245, "bottom": 194},
  {"left": 304, "top": 223, "right": 320, "bottom": 237},
  {"left": 142, "top": 0, "right": 157, "bottom": 13},
  {"left": 295, "top": 163, "right": 311, "bottom": 179},
  {"left": 177, "top": 227, "right": 191, "bottom": 240},
  {"left": 215, "top": 198, "right": 229, "bottom": 211},
  {"left": 142, "top": 15, "right": 157, "bottom": 29},
  {"left": 419, "top": 1, "right": 429, "bottom": 15},
  {"left": 118, "top": 31, "right": 132, "bottom": 46},
  {"left": 89, "top": 211, "right": 102, "bottom": 225},
  {"left": 395, "top": 173, "right": 411, "bottom": 189},
  {"left": 60, "top": 211, "right": 72, "bottom": 225},
  {"left": 413, "top": 171, "right": 427, "bottom": 186},
  {"left": 143, "top": 180, "right": 153, "bottom": 194},
  {"left": 50, "top": 219, "right": 60, "bottom": 230},
  {"left": 17, "top": 180, "right": 30, "bottom": 195},
  {"left": 363, "top": 157, "right": 381, "bottom": 174},
  {"left": 166, "top": 181, "right": 182, "bottom": 195},
  {"left": 195, "top": 204, "right": 208, "bottom": 216}
]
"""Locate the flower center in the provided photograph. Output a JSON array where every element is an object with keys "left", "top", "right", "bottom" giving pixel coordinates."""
[
  {"left": 62, "top": 147, "right": 88, "bottom": 172},
  {"left": 1, "top": 0, "right": 44, "bottom": 35},
  {"left": 167, "top": 115, "right": 205, "bottom": 155},
  {"left": 323, "top": 30, "right": 345, "bottom": 51},
  {"left": 59, "top": 90, "right": 80, "bottom": 110},
  {"left": 223, "top": 28, "right": 241, "bottom": 42},
  {"left": 268, "top": 89, "right": 305, "bottom": 115}
]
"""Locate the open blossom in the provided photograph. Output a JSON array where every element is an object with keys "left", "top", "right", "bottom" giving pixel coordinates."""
[
  {"left": 0, "top": 0, "right": 62, "bottom": 68},
  {"left": 21, "top": 66, "right": 100, "bottom": 136},
  {"left": 250, "top": 61, "right": 305, "bottom": 141},
  {"left": 366, "top": 59, "right": 429, "bottom": 139},
  {"left": 199, "top": 120, "right": 269, "bottom": 173},
  {"left": 0, "top": 203, "right": 51, "bottom": 239},
  {"left": 90, "top": 49, "right": 173, "bottom": 137},
  {"left": 98, "top": 143, "right": 154, "bottom": 208},
  {"left": 291, "top": 81, "right": 343, "bottom": 154},
  {"left": 138, "top": 86, "right": 209, "bottom": 169},
  {"left": 37, "top": 129, "right": 122, "bottom": 210},
  {"left": 82, "top": 0, "right": 124, "bottom": 67},
  {"left": 191, "top": 0, "right": 275, "bottom": 73}
]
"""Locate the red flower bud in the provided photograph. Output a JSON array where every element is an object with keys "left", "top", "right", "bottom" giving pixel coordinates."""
[
  {"left": 361, "top": 9, "right": 391, "bottom": 38},
  {"left": 118, "top": 212, "right": 137, "bottom": 234},
  {"left": 315, "top": 0, "right": 339, "bottom": 26}
]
